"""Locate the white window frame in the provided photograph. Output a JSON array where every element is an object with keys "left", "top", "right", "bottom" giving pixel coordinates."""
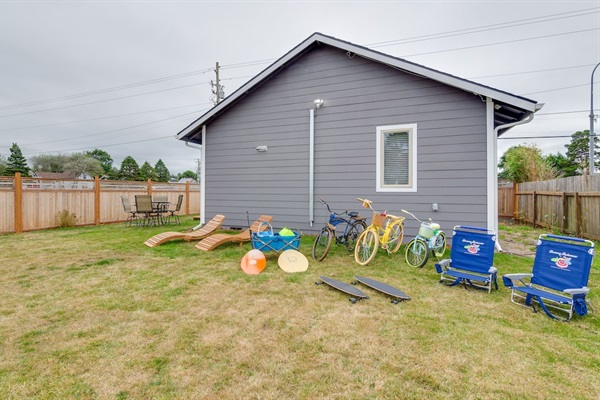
[{"left": 376, "top": 123, "right": 417, "bottom": 192}]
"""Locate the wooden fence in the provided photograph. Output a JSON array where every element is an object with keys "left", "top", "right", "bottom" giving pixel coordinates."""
[
  {"left": 513, "top": 176, "right": 600, "bottom": 241},
  {"left": 0, "top": 173, "right": 200, "bottom": 234}
]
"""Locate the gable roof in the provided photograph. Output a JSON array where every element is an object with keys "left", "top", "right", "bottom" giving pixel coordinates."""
[{"left": 177, "top": 32, "right": 542, "bottom": 144}]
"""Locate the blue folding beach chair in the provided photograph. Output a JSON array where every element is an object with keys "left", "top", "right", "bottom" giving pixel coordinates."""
[
  {"left": 435, "top": 226, "right": 497, "bottom": 292},
  {"left": 503, "top": 234, "right": 594, "bottom": 321}
]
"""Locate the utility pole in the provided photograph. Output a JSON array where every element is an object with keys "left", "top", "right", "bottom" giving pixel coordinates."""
[
  {"left": 590, "top": 62, "right": 600, "bottom": 175},
  {"left": 210, "top": 62, "right": 225, "bottom": 105}
]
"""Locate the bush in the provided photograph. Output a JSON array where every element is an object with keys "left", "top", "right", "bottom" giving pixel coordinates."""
[{"left": 57, "top": 210, "right": 78, "bottom": 228}]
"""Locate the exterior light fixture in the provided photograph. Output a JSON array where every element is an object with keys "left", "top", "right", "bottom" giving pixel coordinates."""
[
  {"left": 314, "top": 99, "right": 324, "bottom": 108},
  {"left": 256, "top": 146, "right": 268, "bottom": 152}
]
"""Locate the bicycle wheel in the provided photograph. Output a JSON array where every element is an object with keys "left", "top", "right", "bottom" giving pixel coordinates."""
[
  {"left": 384, "top": 220, "right": 404, "bottom": 254},
  {"left": 354, "top": 229, "right": 379, "bottom": 266},
  {"left": 312, "top": 227, "right": 333, "bottom": 261},
  {"left": 344, "top": 220, "right": 367, "bottom": 251},
  {"left": 432, "top": 232, "right": 447, "bottom": 259},
  {"left": 405, "top": 238, "right": 429, "bottom": 268}
]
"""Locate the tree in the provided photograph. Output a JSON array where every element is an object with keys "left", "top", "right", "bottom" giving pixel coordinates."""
[
  {"left": 177, "top": 170, "right": 198, "bottom": 181},
  {"left": 6, "top": 143, "right": 30, "bottom": 176},
  {"left": 30, "top": 152, "right": 103, "bottom": 177},
  {"left": 64, "top": 153, "right": 104, "bottom": 177},
  {"left": 545, "top": 152, "right": 579, "bottom": 177},
  {"left": 30, "top": 153, "right": 70, "bottom": 173},
  {"left": 119, "top": 156, "right": 141, "bottom": 181},
  {"left": 139, "top": 161, "right": 157, "bottom": 181},
  {"left": 106, "top": 167, "right": 121, "bottom": 180},
  {"left": 154, "top": 159, "right": 170, "bottom": 182},
  {"left": 498, "top": 144, "right": 557, "bottom": 183},
  {"left": 86, "top": 149, "right": 113, "bottom": 176},
  {"left": 0, "top": 154, "right": 6, "bottom": 176},
  {"left": 564, "top": 130, "right": 599, "bottom": 175}
]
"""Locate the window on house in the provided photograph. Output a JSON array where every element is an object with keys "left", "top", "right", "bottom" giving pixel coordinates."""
[{"left": 376, "top": 124, "right": 417, "bottom": 192}]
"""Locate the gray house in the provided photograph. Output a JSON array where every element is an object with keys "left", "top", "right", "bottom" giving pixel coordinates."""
[{"left": 177, "top": 32, "right": 542, "bottom": 240}]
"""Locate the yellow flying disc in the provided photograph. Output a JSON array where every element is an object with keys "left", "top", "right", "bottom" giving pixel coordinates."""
[{"left": 278, "top": 249, "right": 309, "bottom": 273}]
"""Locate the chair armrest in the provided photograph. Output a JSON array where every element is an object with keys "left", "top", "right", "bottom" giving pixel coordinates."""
[
  {"left": 489, "top": 266, "right": 497, "bottom": 274},
  {"left": 435, "top": 258, "right": 451, "bottom": 273},
  {"left": 503, "top": 273, "right": 532, "bottom": 281},
  {"left": 564, "top": 287, "right": 589, "bottom": 295},
  {"left": 502, "top": 273, "right": 532, "bottom": 288}
]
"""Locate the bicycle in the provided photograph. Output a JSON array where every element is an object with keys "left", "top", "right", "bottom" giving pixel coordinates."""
[
  {"left": 312, "top": 197, "right": 368, "bottom": 261},
  {"left": 401, "top": 209, "right": 446, "bottom": 268},
  {"left": 354, "top": 198, "right": 405, "bottom": 266}
]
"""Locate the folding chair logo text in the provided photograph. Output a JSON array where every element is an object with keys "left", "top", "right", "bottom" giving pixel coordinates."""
[
  {"left": 462, "top": 239, "right": 483, "bottom": 254},
  {"left": 549, "top": 250, "right": 577, "bottom": 271}
]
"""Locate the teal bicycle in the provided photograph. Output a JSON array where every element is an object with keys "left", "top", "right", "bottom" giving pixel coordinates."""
[{"left": 402, "top": 210, "right": 446, "bottom": 268}]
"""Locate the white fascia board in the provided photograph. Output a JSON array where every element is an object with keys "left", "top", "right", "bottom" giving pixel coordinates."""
[
  {"left": 313, "top": 34, "right": 538, "bottom": 113},
  {"left": 177, "top": 33, "right": 538, "bottom": 140}
]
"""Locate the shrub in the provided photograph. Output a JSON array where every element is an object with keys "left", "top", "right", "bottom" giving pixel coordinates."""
[{"left": 57, "top": 210, "right": 78, "bottom": 228}]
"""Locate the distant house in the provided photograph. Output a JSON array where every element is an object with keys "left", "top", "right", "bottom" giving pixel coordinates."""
[
  {"left": 178, "top": 178, "right": 197, "bottom": 184},
  {"left": 29, "top": 171, "right": 94, "bottom": 189},
  {"left": 31, "top": 172, "right": 91, "bottom": 180},
  {"left": 176, "top": 32, "right": 542, "bottom": 237}
]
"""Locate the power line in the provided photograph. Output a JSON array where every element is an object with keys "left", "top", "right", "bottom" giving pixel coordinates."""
[
  {"left": 0, "top": 103, "right": 209, "bottom": 132},
  {"left": 401, "top": 28, "right": 599, "bottom": 58},
  {"left": 2, "top": 8, "right": 595, "bottom": 113},
  {"left": 0, "top": 68, "right": 213, "bottom": 111},
  {"left": 468, "top": 64, "right": 599, "bottom": 80},
  {"left": 369, "top": 8, "right": 599, "bottom": 48},
  {"left": 25, "top": 111, "right": 203, "bottom": 146},
  {"left": 0, "top": 81, "right": 209, "bottom": 118}
]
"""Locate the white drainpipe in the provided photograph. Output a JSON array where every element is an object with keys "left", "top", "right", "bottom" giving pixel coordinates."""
[
  {"left": 185, "top": 129, "right": 205, "bottom": 230},
  {"left": 489, "top": 99, "right": 542, "bottom": 251},
  {"left": 309, "top": 109, "right": 315, "bottom": 227}
]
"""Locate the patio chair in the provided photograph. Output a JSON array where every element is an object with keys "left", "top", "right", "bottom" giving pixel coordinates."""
[
  {"left": 435, "top": 226, "right": 498, "bottom": 293},
  {"left": 121, "top": 196, "right": 138, "bottom": 227},
  {"left": 195, "top": 215, "right": 273, "bottom": 251},
  {"left": 503, "top": 234, "right": 594, "bottom": 321},
  {"left": 166, "top": 194, "right": 184, "bottom": 225},
  {"left": 135, "top": 195, "right": 160, "bottom": 227},
  {"left": 153, "top": 194, "right": 168, "bottom": 203},
  {"left": 144, "top": 214, "right": 226, "bottom": 247}
]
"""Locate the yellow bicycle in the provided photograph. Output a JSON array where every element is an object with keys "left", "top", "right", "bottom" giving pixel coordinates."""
[{"left": 354, "top": 198, "right": 405, "bottom": 265}]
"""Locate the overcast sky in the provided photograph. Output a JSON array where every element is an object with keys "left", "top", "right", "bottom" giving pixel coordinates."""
[{"left": 1, "top": 0, "right": 598, "bottom": 175}]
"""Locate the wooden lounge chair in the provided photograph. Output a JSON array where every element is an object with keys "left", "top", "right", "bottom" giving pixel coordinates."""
[
  {"left": 195, "top": 215, "right": 273, "bottom": 251},
  {"left": 143, "top": 214, "right": 226, "bottom": 247}
]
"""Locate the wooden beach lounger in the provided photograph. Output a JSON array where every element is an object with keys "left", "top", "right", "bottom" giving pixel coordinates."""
[
  {"left": 195, "top": 215, "right": 273, "bottom": 251},
  {"left": 143, "top": 214, "right": 226, "bottom": 247}
]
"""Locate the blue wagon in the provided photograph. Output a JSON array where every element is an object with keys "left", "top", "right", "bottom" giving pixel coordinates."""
[{"left": 251, "top": 223, "right": 301, "bottom": 253}]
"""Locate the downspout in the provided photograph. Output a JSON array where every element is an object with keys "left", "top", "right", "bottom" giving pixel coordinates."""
[
  {"left": 184, "top": 128, "right": 205, "bottom": 230},
  {"left": 488, "top": 99, "right": 541, "bottom": 251},
  {"left": 309, "top": 109, "right": 315, "bottom": 227}
]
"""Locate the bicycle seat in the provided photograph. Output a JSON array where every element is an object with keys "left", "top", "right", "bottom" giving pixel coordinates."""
[{"left": 348, "top": 211, "right": 359, "bottom": 217}]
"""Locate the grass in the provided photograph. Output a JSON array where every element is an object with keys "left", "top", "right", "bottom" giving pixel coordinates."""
[{"left": 0, "top": 217, "right": 598, "bottom": 399}]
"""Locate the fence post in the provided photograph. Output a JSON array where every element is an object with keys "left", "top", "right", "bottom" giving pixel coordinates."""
[
  {"left": 185, "top": 181, "right": 190, "bottom": 215},
  {"left": 14, "top": 172, "right": 23, "bottom": 234},
  {"left": 512, "top": 182, "right": 518, "bottom": 220},
  {"left": 532, "top": 191, "right": 537, "bottom": 227},
  {"left": 561, "top": 192, "right": 567, "bottom": 233},
  {"left": 94, "top": 176, "right": 101, "bottom": 225},
  {"left": 575, "top": 192, "right": 581, "bottom": 237},
  {"left": 147, "top": 179, "right": 152, "bottom": 196}
]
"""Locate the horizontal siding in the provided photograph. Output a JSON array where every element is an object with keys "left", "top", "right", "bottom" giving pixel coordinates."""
[{"left": 205, "top": 45, "right": 489, "bottom": 233}]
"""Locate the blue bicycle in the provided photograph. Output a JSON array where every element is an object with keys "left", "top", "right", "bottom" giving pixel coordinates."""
[{"left": 312, "top": 197, "right": 367, "bottom": 261}]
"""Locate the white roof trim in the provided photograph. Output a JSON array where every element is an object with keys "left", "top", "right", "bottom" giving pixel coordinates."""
[{"left": 177, "top": 33, "right": 538, "bottom": 140}]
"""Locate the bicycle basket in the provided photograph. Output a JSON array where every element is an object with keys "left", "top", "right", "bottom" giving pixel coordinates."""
[
  {"left": 419, "top": 222, "right": 435, "bottom": 239},
  {"left": 372, "top": 213, "right": 387, "bottom": 228}
]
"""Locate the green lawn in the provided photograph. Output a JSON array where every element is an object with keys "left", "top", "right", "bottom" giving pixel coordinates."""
[{"left": 0, "top": 218, "right": 598, "bottom": 399}]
